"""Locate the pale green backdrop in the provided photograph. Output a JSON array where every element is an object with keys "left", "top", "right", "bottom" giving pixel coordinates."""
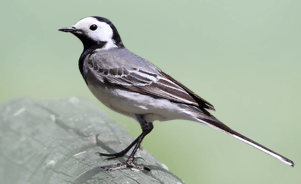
[{"left": 1, "top": 0, "right": 300, "bottom": 183}]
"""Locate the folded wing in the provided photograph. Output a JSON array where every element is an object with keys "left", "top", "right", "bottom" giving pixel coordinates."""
[{"left": 88, "top": 51, "right": 215, "bottom": 112}]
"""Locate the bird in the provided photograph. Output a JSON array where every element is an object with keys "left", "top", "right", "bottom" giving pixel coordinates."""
[{"left": 59, "top": 16, "right": 294, "bottom": 171}]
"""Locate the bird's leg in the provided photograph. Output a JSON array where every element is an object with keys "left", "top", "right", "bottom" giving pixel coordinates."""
[
  {"left": 101, "top": 115, "right": 153, "bottom": 171},
  {"left": 96, "top": 135, "right": 140, "bottom": 160}
]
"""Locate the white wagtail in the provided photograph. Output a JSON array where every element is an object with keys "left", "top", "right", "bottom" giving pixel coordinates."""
[{"left": 59, "top": 16, "right": 294, "bottom": 171}]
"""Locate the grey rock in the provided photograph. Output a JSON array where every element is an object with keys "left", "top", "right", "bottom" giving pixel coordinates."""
[{"left": 0, "top": 97, "right": 184, "bottom": 184}]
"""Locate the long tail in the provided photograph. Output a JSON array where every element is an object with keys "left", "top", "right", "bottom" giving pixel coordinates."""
[{"left": 197, "top": 117, "right": 294, "bottom": 167}]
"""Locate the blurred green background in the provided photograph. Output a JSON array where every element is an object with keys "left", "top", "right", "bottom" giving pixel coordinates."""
[{"left": 1, "top": 0, "right": 300, "bottom": 183}]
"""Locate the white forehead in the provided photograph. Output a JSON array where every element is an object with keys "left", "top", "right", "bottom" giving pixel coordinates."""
[{"left": 73, "top": 17, "right": 111, "bottom": 30}]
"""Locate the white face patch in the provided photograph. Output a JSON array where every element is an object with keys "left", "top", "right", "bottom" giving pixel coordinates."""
[{"left": 73, "top": 17, "right": 117, "bottom": 50}]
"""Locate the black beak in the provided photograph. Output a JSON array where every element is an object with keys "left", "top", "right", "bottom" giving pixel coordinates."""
[{"left": 58, "top": 27, "right": 77, "bottom": 33}]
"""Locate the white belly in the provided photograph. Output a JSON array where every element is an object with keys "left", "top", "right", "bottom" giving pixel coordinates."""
[{"left": 87, "top": 83, "right": 195, "bottom": 122}]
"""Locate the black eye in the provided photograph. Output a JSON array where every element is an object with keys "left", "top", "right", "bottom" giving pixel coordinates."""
[{"left": 89, "top": 24, "right": 97, "bottom": 31}]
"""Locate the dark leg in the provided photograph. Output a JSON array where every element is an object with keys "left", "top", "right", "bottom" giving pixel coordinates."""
[
  {"left": 96, "top": 134, "right": 140, "bottom": 160},
  {"left": 100, "top": 114, "right": 153, "bottom": 171}
]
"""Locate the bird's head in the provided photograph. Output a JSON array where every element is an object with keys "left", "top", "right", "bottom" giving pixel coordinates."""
[{"left": 59, "top": 16, "right": 124, "bottom": 50}]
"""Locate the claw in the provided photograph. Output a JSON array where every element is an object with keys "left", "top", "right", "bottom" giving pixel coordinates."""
[
  {"left": 100, "top": 161, "right": 151, "bottom": 171},
  {"left": 101, "top": 163, "right": 127, "bottom": 171},
  {"left": 96, "top": 151, "right": 128, "bottom": 160}
]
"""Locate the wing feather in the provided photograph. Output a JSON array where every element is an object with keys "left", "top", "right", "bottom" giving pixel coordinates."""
[{"left": 88, "top": 50, "right": 214, "bottom": 111}]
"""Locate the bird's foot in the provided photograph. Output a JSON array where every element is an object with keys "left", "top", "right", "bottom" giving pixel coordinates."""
[
  {"left": 95, "top": 136, "right": 140, "bottom": 160},
  {"left": 96, "top": 151, "right": 127, "bottom": 160},
  {"left": 101, "top": 159, "right": 150, "bottom": 171}
]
